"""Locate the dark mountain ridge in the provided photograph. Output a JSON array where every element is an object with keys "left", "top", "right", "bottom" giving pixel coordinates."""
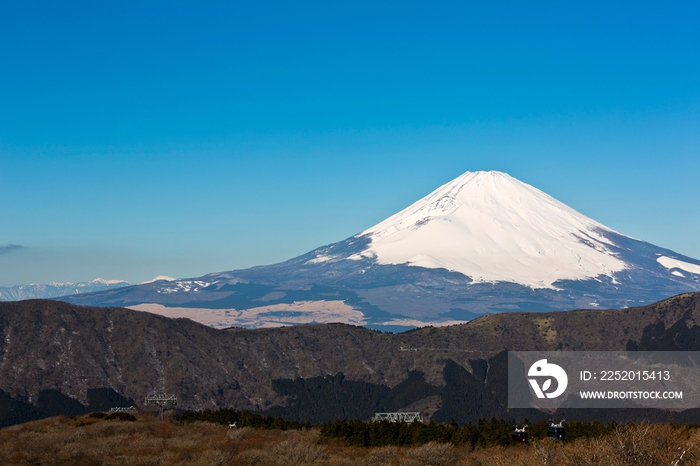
[{"left": 2, "top": 294, "right": 700, "bottom": 426}]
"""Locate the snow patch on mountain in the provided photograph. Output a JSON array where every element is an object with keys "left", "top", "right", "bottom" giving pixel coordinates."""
[
  {"left": 361, "top": 171, "right": 628, "bottom": 289},
  {"left": 156, "top": 280, "right": 214, "bottom": 294},
  {"left": 657, "top": 256, "right": 700, "bottom": 275},
  {"left": 140, "top": 275, "right": 177, "bottom": 284},
  {"left": 305, "top": 255, "right": 336, "bottom": 264}
]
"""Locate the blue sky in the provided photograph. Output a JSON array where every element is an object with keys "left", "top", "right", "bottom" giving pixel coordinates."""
[{"left": 1, "top": 1, "right": 699, "bottom": 286}]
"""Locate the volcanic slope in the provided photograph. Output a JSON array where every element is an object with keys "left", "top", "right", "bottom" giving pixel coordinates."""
[
  {"left": 66, "top": 171, "right": 700, "bottom": 330},
  {"left": 3, "top": 294, "right": 700, "bottom": 425}
]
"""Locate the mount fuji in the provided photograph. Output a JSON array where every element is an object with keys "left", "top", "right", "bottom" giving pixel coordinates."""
[{"left": 65, "top": 171, "right": 700, "bottom": 331}]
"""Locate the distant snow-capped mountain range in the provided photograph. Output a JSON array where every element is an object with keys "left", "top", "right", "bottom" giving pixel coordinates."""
[
  {"left": 62, "top": 171, "right": 700, "bottom": 330},
  {"left": 0, "top": 279, "right": 131, "bottom": 301},
  {"left": 0, "top": 276, "right": 178, "bottom": 301}
]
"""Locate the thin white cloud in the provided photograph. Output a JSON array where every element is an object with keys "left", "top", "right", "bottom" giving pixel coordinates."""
[{"left": 0, "top": 244, "right": 25, "bottom": 255}]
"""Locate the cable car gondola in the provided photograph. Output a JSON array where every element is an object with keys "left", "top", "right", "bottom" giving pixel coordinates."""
[
  {"left": 547, "top": 419, "right": 566, "bottom": 440},
  {"left": 512, "top": 424, "right": 529, "bottom": 444}
]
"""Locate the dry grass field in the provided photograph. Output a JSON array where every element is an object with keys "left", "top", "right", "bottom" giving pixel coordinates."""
[{"left": 0, "top": 413, "right": 698, "bottom": 465}]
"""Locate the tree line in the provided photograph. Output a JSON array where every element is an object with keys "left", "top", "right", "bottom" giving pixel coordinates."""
[
  {"left": 320, "top": 417, "right": 624, "bottom": 447},
  {"left": 179, "top": 408, "right": 668, "bottom": 449}
]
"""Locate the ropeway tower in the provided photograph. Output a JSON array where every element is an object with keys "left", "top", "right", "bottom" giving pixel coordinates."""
[{"left": 371, "top": 412, "right": 423, "bottom": 423}]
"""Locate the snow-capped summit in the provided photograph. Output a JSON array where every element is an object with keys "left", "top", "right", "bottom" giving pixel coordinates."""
[{"left": 360, "top": 171, "right": 626, "bottom": 289}]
